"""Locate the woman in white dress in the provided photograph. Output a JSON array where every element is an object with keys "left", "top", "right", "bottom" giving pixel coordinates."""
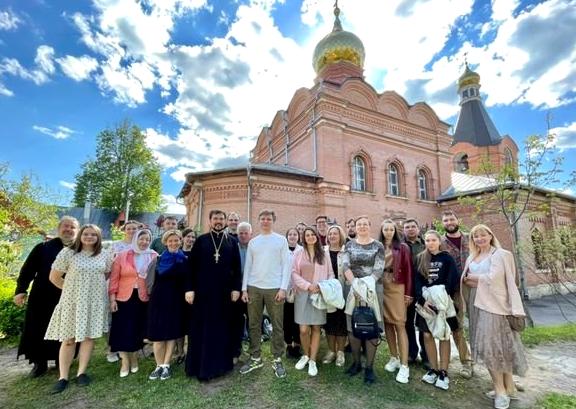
[{"left": 46, "top": 224, "right": 112, "bottom": 394}]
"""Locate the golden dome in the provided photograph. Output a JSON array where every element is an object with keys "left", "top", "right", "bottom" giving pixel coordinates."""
[
  {"left": 312, "top": 5, "right": 365, "bottom": 74},
  {"left": 458, "top": 63, "right": 480, "bottom": 88}
]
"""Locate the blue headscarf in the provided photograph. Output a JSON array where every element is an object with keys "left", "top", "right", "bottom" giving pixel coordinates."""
[{"left": 157, "top": 249, "right": 187, "bottom": 275}]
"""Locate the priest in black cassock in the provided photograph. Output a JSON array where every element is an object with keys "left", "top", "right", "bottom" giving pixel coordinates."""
[
  {"left": 13, "top": 216, "right": 79, "bottom": 377},
  {"left": 184, "top": 209, "right": 242, "bottom": 381}
]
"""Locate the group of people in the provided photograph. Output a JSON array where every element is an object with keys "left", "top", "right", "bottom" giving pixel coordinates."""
[{"left": 13, "top": 209, "right": 527, "bottom": 409}]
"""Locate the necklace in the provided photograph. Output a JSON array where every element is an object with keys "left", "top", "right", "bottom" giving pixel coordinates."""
[{"left": 210, "top": 231, "right": 225, "bottom": 263}]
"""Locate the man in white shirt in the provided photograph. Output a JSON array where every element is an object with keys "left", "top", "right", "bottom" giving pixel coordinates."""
[{"left": 239, "top": 210, "right": 290, "bottom": 378}]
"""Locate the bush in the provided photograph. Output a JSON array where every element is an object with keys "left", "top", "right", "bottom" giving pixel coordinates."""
[{"left": 0, "top": 279, "right": 25, "bottom": 338}]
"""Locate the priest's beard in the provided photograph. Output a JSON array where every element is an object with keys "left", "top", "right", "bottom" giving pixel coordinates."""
[{"left": 348, "top": 233, "right": 356, "bottom": 239}]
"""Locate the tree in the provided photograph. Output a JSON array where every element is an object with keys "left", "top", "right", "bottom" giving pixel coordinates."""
[
  {"left": 457, "top": 130, "right": 576, "bottom": 304},
  {"left": 0, "top": 163, "right": 59, "bottom": 278},
  {"left": 73, "top": 121, "right": 162, "bottom": 213}
]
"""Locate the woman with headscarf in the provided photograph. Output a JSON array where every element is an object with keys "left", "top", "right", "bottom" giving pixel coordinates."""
[
  {"left": 146, "top": 230, "right": 187, "bottom": 381},
  {"left": 108, "top": 229, "right": 157, "bottom": 377}
]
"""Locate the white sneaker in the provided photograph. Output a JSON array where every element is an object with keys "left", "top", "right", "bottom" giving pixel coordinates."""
[
  {"left": 106, "top": 352, "right": 119, "bottom": 363},
  {"left": 395, "top": 364, "right": 409, "bottom": 384},
  {"left": 322, "top": 351, "right": 336, "bottom": 364},
  {"left": 295, "top": 355, "right": 310, "bottom": 370},
  {"left": 335, "top": 351, "right": 345, "bottom": 367},
  {"left": 384, "top": 356, "right": 401, "bottom": 373},
  {"left": 494, "top": 395, "right": 510, "bottom": 409},
  {"left": 434, "top": 371, "right": 450, "bottom": 390},
  {"left": 485, "top": 390, "right": 519, "bottom": 401},
  {"left": 308, "top": 360, "right": 318, "bottom": 377},
  {"left": 422, "top": 369, "right": 438, "bottom": 384},
  {"left": 461, "top": 362, "right": 474, "bottom": 379}
]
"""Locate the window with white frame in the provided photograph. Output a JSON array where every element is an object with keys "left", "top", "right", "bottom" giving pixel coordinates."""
[
  {"left": 352, "top": 156, "right": 366, "bottom": 191},
  {"left": 388, "top": 164, "right": 399, "bottom": 196},
  {"left": 418, "top": 170, "right": 428, "bottom": 200}
]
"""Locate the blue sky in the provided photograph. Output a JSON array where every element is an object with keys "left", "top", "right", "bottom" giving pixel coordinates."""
[{"left": 1, "top": 0, "right": 575, "bottom": 214}]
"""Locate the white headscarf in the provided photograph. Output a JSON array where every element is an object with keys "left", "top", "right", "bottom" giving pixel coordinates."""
[{"left": 131, "top": 229, "right": 156, "bottom": 278}]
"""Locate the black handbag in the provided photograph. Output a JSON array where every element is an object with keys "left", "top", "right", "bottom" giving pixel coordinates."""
[{"left": 351, "top": 305, "right": 381, "bottom": 340}]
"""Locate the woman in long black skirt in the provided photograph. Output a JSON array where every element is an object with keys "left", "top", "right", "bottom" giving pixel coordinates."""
[{"left": 109, "top": 229, "right": 157, "bottom": 377}]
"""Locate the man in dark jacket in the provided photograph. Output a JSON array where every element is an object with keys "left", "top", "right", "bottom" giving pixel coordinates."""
[
  {"left": 13, "top": 216, "right": 79, "bottom": 377},
  {"left": 402, "top": 218, "right": 429, "bottom": 369}
]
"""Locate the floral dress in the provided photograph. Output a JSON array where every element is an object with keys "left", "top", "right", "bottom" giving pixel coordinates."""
[{"left": 45, "top": 248, "right": 113, "bottom": 342}]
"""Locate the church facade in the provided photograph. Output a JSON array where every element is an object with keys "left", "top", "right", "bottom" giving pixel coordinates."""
[{"left": 179, "top": 6, "right": 576, "bottom": 296}]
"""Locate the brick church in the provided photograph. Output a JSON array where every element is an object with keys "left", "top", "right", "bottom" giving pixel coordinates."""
[{"left": 179, "top": 5, "right": 575, "bottom": 295}]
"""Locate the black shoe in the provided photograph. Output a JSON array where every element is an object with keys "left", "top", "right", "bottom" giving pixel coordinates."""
[
  {"left": 51, "top": 379, "right": 68, "bottom": 394},
  {"left": 76, "top": 373, "right": 91, "bottom": 387},
  {"left": 345, "top": 362, "right": 362, "bottom": 377},
  {"left": 364, "top": 367, "right": 376, "bottom": 385},
  {"left": 407, "top": 358, "right": 417, "bottom": 366},
  {"left": 29, "top": 362, "right": 48, "bottom": 378}
]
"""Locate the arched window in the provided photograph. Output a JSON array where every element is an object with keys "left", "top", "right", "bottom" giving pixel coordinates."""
[
  {"left": 531, "top": 229, "right": 544, "bottom": 270},
  {"left": 352, "top": 156, "right": 366, "bottom": 191},
  {"left": 388, "top": 164, "right": 400, "bottom": 196},
  {"left": 454, "top": 153, "right": 469, "bottom": 173},
  {"left": 418, "top": 169, "right": 428, "bottom": 200},
  {"left": 504, "top": 148, "right": 514, "bottom": 167}
]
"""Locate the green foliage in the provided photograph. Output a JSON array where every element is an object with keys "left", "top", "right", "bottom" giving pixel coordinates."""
[
  {"left": 0, "top": 278, "right": 25, "bottom": 338},
  {"left": 458, "top": 133, "right": 575, "bottom": 229},
  {"left": 0, "top": 163, "right": 59, "bottom": 279},
  {"left": 110, "top": 224, "right": 124, "bottom": 241},
  {"left": 73, "top": 120, "right": 162, "bottom": 213},
  {"left": 534, "top": 393, "right": 576, "bottom": 409},
  {"left": 521, "top": 323, "right": 576, "bottom": 347}
]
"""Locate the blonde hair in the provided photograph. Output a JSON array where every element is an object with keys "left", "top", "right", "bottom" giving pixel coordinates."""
[
  {"left": 469, "top": 224, "right": 501, "bottom": 259},
  {"left": 327, "top": 225, "right": 346, "bottom": 248},
  {"left": 161, "top": 229, "right": 182, "bottom": 245}
]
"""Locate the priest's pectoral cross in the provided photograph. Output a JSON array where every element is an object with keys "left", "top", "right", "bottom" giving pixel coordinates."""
[{"left": 214, "top": 251, "right": 220, "bottom": 263}]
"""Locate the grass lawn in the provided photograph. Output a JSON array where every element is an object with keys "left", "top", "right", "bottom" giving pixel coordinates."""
[
  {"left": 3, "top": 323, "right": 576, "bottom": 409},
  {"left": 521, "top": 324, "right": 576, "bottom": 347},
  {"left": 2, "top": 339, "right": 494, "bottom": 409},
  {"left": 534, "top": 393, "right": 576, "bottom": 409}
]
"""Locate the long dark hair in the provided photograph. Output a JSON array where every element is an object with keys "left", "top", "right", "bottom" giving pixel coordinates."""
[
  {"left": 417, "top": 230, "right": 444, "bottom": 279},
  {"left": 72, "top": 224, "right": 103, "bottom": 256},
  {"left": 378, "top": 219, "right": 402, "bottom": 249},
  {"left": 302, "top": 227, "right": 325, "bottom": 265}
]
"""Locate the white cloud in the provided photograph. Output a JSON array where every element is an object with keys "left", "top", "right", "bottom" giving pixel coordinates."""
[
  {"left": 32, "top": 125, "right": 76, "bottom": 140},
  {"left": 57, "top": 55, "right": 99, "bottom": 81},
  {"left": 0, "top": 10, "right": 21, "bottom": 31},
  {"left": 550, "top": 122, "right": 576, "bottom": 150},
  {"left": 59, "top": 180, "right": 77, "bottom": 190},
  {"left": 169, "top": 167, "right": 196, "bottom": 183},
  {"left": 35, "top": 45, "right": 56, "bottom": 74},
  {"left": 0, "top": 45, "right": 57, "bottom": 87},
  {"left": 0, "top": 82, "right": 13, "bottom": 96},
  {"left": 59, "top": 0, "right": 576, "bottom": 177},
  {"left": 161, "top": 193, "right": 187, "bottom": 214},
  {"left": 491, "top": 0, "right": 520, "bottom": 21}
]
